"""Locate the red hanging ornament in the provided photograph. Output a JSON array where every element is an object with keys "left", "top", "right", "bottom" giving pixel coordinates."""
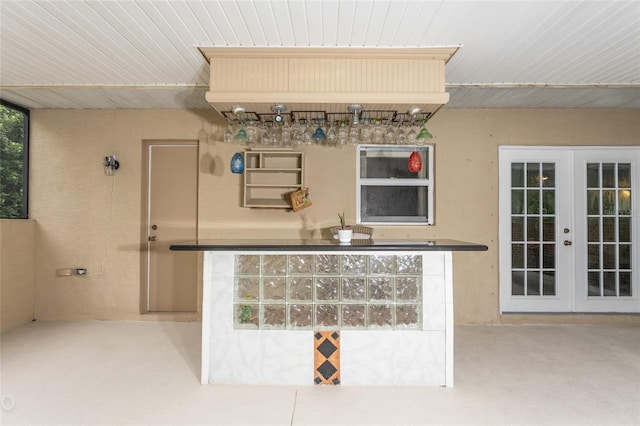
[{"left": 408, "top": 151, "right": 422, "bottom": 173}]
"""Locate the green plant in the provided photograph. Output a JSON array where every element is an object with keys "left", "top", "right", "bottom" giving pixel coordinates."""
[{"left": 338, "top": 212, "right": 347, "bottom": 229}]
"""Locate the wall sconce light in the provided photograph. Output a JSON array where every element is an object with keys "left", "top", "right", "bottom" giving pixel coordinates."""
[{"left": 104, "top": 153, "right": 120, "bottom": 176}]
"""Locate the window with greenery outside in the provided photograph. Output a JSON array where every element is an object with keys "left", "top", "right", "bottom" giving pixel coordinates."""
[{"left": 0, "top": 102, "right": 29, "bottom": 218}]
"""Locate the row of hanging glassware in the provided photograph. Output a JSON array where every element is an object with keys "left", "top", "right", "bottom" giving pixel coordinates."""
[{"left": 221, "top": 106, "right": 434, "bottom": 147}]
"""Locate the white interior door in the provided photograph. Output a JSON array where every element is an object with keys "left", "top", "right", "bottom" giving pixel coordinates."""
[{"left": 500, "top": 147, "right": 639, "bottom": 313}]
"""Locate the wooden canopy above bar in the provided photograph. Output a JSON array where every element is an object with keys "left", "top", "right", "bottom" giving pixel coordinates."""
[{"left": 199, "top": 46, "right": 459, "bottom": 117}]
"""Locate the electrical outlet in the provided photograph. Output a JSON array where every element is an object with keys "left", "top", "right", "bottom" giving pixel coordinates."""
[
  {"left": 75, "top": 268, "right": 87, "bottom": 276},
  {"left": 56, "top": 268, "right": 74, "bottom": 277}
]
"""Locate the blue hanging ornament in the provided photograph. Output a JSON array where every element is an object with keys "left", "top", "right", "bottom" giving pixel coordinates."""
[{"left": 230, "top": 152, "right": 244, "bottom": 174}]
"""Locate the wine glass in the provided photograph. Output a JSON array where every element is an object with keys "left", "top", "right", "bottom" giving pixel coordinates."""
[
  {"left": 337, "top": 121, "right": 348, "bottom": 145},
  {"left": 416, "top": 121, "right": 433, "bottom": 146},
  {"left": 372, "top": 119, "right": 384, "bottom": 144},
  {"left": 384, "top": 123, "right": 396, "bottom": 144},
  {"left": 312, "top": 118, "right": 327, "bottom": 143},
  {"left": 326, "top": 120, "right": 337, "bottom": 145},
  {"left": 360, "top": 118, "right": 372, "bottom": 143}
]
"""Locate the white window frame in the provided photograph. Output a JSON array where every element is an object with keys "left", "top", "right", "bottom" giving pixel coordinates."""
[{"left": 356, "top": 144, "right": 434, "bottom": 225}]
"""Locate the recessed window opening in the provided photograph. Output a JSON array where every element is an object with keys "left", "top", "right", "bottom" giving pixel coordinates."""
[
  {"left": 356, "top": 145, "right": 434, "bottom": 225},
  {"left": 0, "top": 100, "right": 29, "bottom": 219}
]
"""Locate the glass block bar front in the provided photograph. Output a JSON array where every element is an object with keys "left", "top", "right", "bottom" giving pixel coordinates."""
[{"left": 233, "top": 254, "right": 422, "bottom": 330}]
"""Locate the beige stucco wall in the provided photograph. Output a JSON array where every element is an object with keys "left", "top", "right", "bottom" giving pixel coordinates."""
[
  {"left": 28, "top": 108, "right": 640, "bottom": 324},
  {"left": 1, "top": 219, "right": 36, "bottom": 331}
]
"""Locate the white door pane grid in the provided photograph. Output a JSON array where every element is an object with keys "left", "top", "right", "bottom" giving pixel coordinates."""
[
  {"left": 585, "top": 162, "right": 633, "bottom": 298},
  {"left": 510, "top": 162, "right": 557, "bottom": 297}
]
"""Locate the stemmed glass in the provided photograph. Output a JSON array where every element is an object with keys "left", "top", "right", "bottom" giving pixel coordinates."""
[
  {"left": 326, "top": 120, "right": 337, "bottom": 145},
  {"left": 360, "top": 118, "right": 372, "bottom": 143},
  {"left": 245, "top": 119, "right": 257, "bottom": 145},
  {"left": 312, "top": 118, "right": 327, "bottom": 143},
  {"left": 234, "top": 122, "right": 248, "bottom": 142},
  {"left": 395, "top": 122, "right": 406, "bottom": 145},
  {"left": 416, "top": 120, "right": 433, "bottom": 146},
  {"left": 281, "top": 121, "right": 291, "bottom": 146},
  {"left": 384, "top": 122, "right": 396, "bottom": 143},
  {"left": 337, "top": 121, "right": 348, "bottom": 145},
  {"left": 405, "top": 115, "right": 418, "bottom": 145},
  {"left": 223, "top": 121, "right": 234, "bottom": 143},
  {"left": 372, "top": 119, "right": 384, "bottom": 144},
  {"left": 291, "top": 118, "right": 303, "bottom": 145}
]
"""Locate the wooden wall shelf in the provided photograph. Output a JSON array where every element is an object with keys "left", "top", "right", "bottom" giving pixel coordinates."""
[{"left": 243, "top": 150, "right": 304, "bottom": 209}]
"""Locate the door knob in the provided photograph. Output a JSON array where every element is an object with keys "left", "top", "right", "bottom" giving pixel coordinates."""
[
  {"left": 148, "top": 236, "right": 157, "bottom": 242},
  {"left": 151, "top": 224, "right": 158, "bottom": 230},
  {"left": 564, "top": 240, "right": 572, "bottom": 246}
]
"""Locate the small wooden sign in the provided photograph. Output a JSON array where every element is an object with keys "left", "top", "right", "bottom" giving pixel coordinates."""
[{"left": 290, "top": 187, "right": 312, "bottom": 212}]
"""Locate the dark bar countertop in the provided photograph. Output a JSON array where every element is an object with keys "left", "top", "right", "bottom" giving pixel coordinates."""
[{"left": 170, "top": 239, "right": 488, "bottom": 252}]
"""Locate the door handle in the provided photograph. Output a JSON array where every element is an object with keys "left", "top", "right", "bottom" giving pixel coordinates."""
[
  {"left": 148, "top": 236, "right": 158, "bottom": 242},
  {"left": 564, "top": 240, "right": 572, "bottom": 246}
]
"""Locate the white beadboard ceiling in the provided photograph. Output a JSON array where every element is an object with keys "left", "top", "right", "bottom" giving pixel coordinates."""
[{"left": 0, "top": 0, "right": 639, "bottom": 111}]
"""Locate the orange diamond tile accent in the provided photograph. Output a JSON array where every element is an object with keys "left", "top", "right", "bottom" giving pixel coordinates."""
[{"left": 314, "top": 331, "right": 340, "bottom": 385}]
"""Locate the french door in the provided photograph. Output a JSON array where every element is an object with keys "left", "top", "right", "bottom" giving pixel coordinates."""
[{"left": 499, "top": 147, "right": 639, "bottom": 313}]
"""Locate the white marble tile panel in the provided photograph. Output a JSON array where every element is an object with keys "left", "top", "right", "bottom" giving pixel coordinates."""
[
  {"left": 422, "top": 275, "right": 446, "bottom": 331},
  {"left": 210, "top": 331, "right": 261, "bottom": 384},
  {"left": 340, "top": 331, "right": 446, "bottom": 386},
  {"left": 260, "top": 331, "right": 313, "bottom": 385},
  {"left": 422, "top": 253, "right": 445, "bottom": 276},
  {"left": 340, "top": 331, "right": 396, "bottom": 385},
  {"left": 206, "top": 252, "right": 235, "bottom": 277},
  {"left": 393, "top": 331, "right": 446, "bottom": 385}
]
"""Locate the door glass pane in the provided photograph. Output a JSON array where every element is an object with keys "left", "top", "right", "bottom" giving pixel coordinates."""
[
  {"left": 527, "top": 244, "right": 540, "bottom": 268},
  {"left": 602, "top": 164, "right": 615, "bottom": 188},
  {"left": 512, "top": 271, "right": 525, "bottom": 295},
  {"left": 602, "top": 217, "right": 616, "bottom": 242},
  {"left": 527, "top": 163, "right": 540, "bottom": 187},
  {"left": 542, "top": 190, "right": 555, "bottom": 214},
  {"left": 542, "top": 271, "right": 556, "bottom": 296},
  {"left": 588, "top": 245, "right": 600, "bottom": 269},
  {"left": 619, "top": 245, "right": 631, "bottom": 269},
  {"left": 526, "top": 271, "right": 540, "bottom": 295},
  {"left": 542, "top": 163, "right": 555, "bottom": 187},
  {"left": 512, "top": 244, "right": 524, "bottom": 268},
  {"left": 619, "top": 217, "right": 631, "bottom": 242},
  {"left": 588, "top": 272, "right": 601, "bottom": 296},
  {"left": 587, "top": 163, "right": 599, "bottom": 188},
  {"left": 603, "top": 272, "right": 617, "bottom": 296},
  {"left": 602, "top": 190, "right": 616, "bottom": 215},
  {"left": 512, "top": 190, "right": 524, "bottom": 214},
  {"left": 527, "top": 190, "right": 539, "bottom": 214},
  {"left": 620, "top": 272, "right": 631, "bottom": 296},
  {"left": 543, "top": 244, "right": 555, "bottom": 269},
  {"left": 512, "top": 217, "right": 524, "bottom": 241},
  {"left": 618, "top": 164, "right": 631, "bottom": 188},
  {"left": 588, "top": 218, "right": 600, "bottom": 242},
  {"left": 542, "top": 217, "right": 555, "bottom": 241},
  {"left": 512, "top": 163, "right": 524, "bottom": 187},
  {"left": 603, "top": 245, "right": 616, "bottom": 269},
  {"left": 619, "top": 190, "right": 631, "bottom": 215},
  {"left": 527, "top": 217, "right": 540, "bottom": 241},
  {"left": 587, "top": 190, "right": 600, "bottom": 214}
]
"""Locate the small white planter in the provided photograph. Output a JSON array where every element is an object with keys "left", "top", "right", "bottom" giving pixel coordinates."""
[{"left": 337, "top": 229, "right": 353, "bottom": 243}]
